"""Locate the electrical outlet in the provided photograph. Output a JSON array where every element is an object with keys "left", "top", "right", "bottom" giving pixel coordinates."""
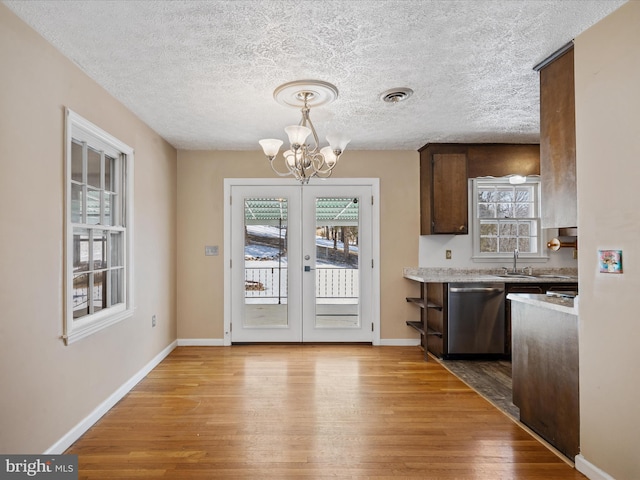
[
  {"left": 445, "top": 250, "right": 452, "bottom": 260},
  {"left": 152, "top": 314, "right": 157, "bottom": 327}
]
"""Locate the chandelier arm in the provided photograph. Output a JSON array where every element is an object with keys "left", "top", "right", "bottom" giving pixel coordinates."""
[
  {"left": 309, "top": 151, "right": 329, "bottom": 173},
  {"left": 300, "top": 101, "right": 320, "bottom": 154},
  {"left": 268, "top": 157, "right": 297, "bottom": 178}
]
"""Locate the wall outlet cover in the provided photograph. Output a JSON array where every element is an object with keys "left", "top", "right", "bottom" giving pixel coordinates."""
[{"left": 205, "top": 245, "right": 219, "bottom": 256}]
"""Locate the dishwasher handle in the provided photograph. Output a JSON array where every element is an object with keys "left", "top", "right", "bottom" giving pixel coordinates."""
[{"left": 449, "top": 287, "right": 505, "bottom": 294}]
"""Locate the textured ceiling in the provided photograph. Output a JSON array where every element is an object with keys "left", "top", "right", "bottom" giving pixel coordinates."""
[{"left": 3, "top": 0, "right": 626, "bottom": 151}]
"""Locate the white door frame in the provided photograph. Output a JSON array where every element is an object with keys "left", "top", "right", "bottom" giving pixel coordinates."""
[{"left": 223, "top": 177, "right": 380, "bottom": 346}]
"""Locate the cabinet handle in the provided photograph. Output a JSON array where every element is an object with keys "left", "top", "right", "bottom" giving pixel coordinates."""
[
  {"left": 458, "top": 225, "right": 465, "bottom": 231},
  {"left": 449, "top": 287, "right": 505, "bottom": 294}
]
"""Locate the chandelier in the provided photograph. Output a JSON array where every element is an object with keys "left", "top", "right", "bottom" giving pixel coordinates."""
[{"left": 259, "top": 80, "right": 350, "bottom": 184}]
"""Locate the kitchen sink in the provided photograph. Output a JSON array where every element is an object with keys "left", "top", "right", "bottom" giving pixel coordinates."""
[
  {"left": 492, "top": 273, "right": 575, "bottom": 280},
  {"left": 493, "top": 274, "right": 532, "bottom": 278},
  {"left": 534, "top": 274, "right": 573, "bottom": 279}
]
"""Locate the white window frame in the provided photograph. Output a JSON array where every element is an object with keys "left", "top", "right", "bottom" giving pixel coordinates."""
[
  {"left": 63, "top": 108, "right": 134, "bottom": 345},
  {"left": 471, "top": 177, "right": 545, "bottom": 261}
]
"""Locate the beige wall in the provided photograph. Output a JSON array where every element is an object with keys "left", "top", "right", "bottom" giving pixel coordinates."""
[
  {"left": 0, "top": 4, "right": 177, "bottom": 453},
  {"left": 575, "top": 1, "right": 640, "bottom": 478},
  {"left": 177, "top": 150, "right": 420, "bottom": 341}
]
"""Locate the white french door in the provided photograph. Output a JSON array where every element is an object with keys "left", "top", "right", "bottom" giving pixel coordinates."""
[{"left": 227, "top": 179, "right": 378, "bottom": 343}]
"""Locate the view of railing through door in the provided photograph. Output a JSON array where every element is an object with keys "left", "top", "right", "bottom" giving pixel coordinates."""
[{"left": 243, "top": 196, "right": 359, "bottom": 329}]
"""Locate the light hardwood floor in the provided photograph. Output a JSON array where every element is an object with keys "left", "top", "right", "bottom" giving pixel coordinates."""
[{"left": 66, "top": 345, "right": 586, "bottom": 479}]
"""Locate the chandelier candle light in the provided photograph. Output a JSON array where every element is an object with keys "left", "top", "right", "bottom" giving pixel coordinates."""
[{"left": 259, "top": 80, "right": 350, "bottom": 184}]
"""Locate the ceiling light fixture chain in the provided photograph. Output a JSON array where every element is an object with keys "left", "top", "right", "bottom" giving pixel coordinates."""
[{"left": 259, "top": 80, "right": 350, "bottom": 185}]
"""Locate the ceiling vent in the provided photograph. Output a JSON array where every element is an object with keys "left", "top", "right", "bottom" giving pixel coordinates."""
[{"left": 380, "top": 88, "right": 414, "bottom": 104}]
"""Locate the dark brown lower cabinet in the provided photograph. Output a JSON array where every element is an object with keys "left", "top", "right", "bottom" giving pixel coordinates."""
[{"left": 511, "top": 299, "right": 579, "bottom": 460}]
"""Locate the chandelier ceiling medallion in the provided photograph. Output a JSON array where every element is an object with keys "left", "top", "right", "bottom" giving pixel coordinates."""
[{"left": 259, "top": 80, "right": 350, "bottom": 184}]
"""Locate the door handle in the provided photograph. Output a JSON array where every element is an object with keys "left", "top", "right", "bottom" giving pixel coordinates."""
[{"left": 304, "top": 266, "right": 315, "bottom": 272}]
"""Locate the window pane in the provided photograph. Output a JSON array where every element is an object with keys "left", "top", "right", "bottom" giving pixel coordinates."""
[
  {"left": 478, "top": 188, "right": 497, "bottom": 203},
  {"left": 110, "top": 231, "right": 123, "bottom": 267},
  {"left": 71, "top": 141, "right": 83, "bottom": 183},
  {"left": 315, "top": 197, "right": 360, "bottom": 329},
  {"left": 87, "top": 147, "right": 101, "bottom": 188},
  {"left": 497, "top": 203, "right": 513, "bottom": 218},
  {"left": 515, "top": 203, "right": 533, "bottom": 217},
  {"left": 87, "top": 189, "right": 101, "bottom": 225},
  {"left": 94, "top": 271, "right": 105, "bottom": 312},
  {"left": 518, "top": 238, "right": 532, "bottom": 253},
  {"left": 73, "top": 228, "right": 89, "bottom": 273},
  {"left": 243, "top": 197, "right": 288, "bottom": 328},
  {"left": 515, "top": 186, "right": 533, "bottom": 201},
  {"left": 478, "top": 203, "right": 495, "bottom": 218},
  {"left": 105, "top": 155, "right": 115, "bottom": 192},
  {"left": 480, "top": 237, "right": 497, "bottom": 253},
  {"left": 111, "top": 268, "right": 124, "bottom": 305},
  {"left": 479, "top": 222, "right": 497, "bottom": 236},
  {"left": 518, "top": 223, "right": 531, "bottom": 236},
  {"left": 497, "top": 189, "right": 514, "bottom": 202},
  {"left": 93, "top": 230, "right": 107, "bottom": 269},
  {"left": 499, "top": 237, "right": 518, "bottom": 253},
  {"left": 73, "top": 273, "right": 89, "bottom": 319},
  {"left": 499, "top": 223, "right": 517, "bottom": 237},
  {"left": 71, "top": 183, "right": 83, "bottom": 223},
  {"left": 104, "top": 192, "right": 112, "bottom": 226}
]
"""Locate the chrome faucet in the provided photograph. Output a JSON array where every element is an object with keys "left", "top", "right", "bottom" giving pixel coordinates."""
[{"left": 513, "top": 248, "right": 519, "bottom": 273}]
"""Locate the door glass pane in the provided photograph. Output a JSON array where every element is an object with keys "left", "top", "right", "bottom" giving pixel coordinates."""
[
  {"left": 243, "top": 197, "right": 288, "bottom": 328},
  {"left": 315, "top": 197, "right": 359, "bottom": 328}
]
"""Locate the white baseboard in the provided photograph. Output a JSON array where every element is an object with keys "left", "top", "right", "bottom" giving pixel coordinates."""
[
  {"left": 575, "top": 454, "right": 616, "bottom": 480},
  {"left": 177, "top": 338, "right": 225, "bottom": 346},
  {"left": 44, "top": 340, "right": 177, "bottom": 454},
  {"left": 379, "top": 338, "right": 421, "bottom": 346},
  {"left": 178, "top": 338, "right": 417, "bottom": 347}
]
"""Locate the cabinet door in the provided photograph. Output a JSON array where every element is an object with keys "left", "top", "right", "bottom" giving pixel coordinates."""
[
  {"left": 540, "top": 47, "right": 576, "bottom": 228},
  {"left": 432, "top": 153, "right": 468, "bottom": 234}
]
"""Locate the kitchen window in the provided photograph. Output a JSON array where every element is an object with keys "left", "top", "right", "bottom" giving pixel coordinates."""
[
  {"left": 64, "top": 109, "right": 134, "bottom": 344},
  {"left": 471, "top": 177, "right": 543, "bottom": 260}
]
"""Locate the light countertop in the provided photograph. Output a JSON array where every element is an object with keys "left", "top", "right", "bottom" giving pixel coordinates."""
[
  {"left": 403, "top": 267, "right": 578, "bottom": 284},
  {"left": 507, "top": 293, "right": 578, "bottom": 315}
]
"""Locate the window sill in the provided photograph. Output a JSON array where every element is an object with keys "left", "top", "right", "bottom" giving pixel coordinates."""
[
  {"left": 63, "top": 308, "right": 133, "bottom": 345},
  {"left": 472, "top": 255, "right": 550, "bottom": 263}
]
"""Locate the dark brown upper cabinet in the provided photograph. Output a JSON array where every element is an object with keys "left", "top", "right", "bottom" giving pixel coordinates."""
[
  {"left": 538, "top": 45, "right": 577, "bottom": 229},
  {"left": 419, "top": 143, "right": 540, "bottom": 235}
]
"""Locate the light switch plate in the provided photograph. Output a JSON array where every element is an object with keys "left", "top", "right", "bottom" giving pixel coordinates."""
[{"left": 205, "top": 245, "right": 219, "bottom": 256}]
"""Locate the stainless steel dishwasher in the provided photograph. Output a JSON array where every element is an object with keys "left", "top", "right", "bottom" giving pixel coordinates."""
[{"left": 447, "top": 282, "right": 505, "bottom": 355}]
